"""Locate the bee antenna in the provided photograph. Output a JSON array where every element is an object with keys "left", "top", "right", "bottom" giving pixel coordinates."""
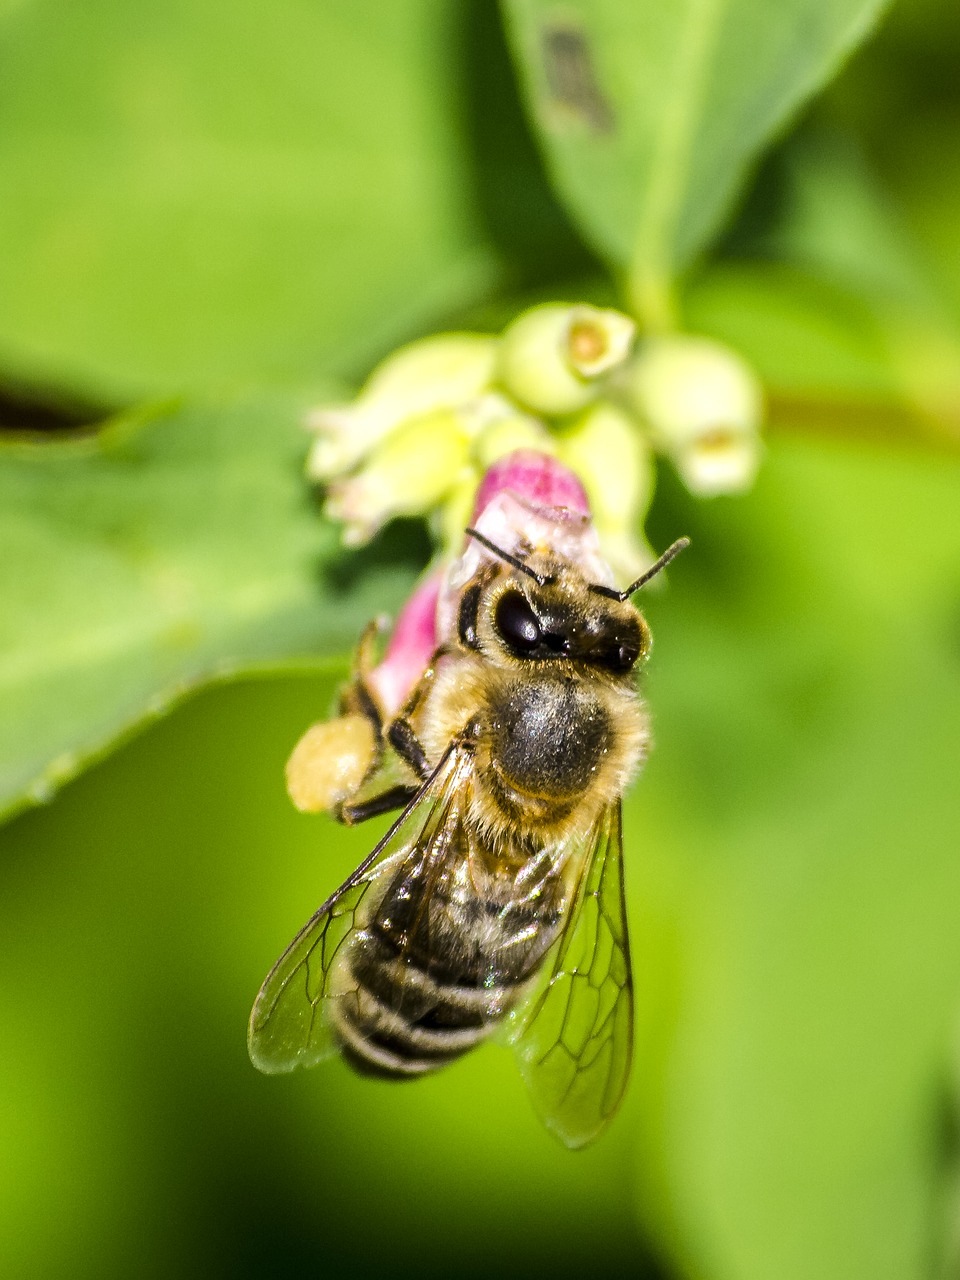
[
  {"left": 464, "top": 527, "right": 553, "bottom": 587},
  {"left": 590, "top": 537, "right": 691, "bottom": 602}
]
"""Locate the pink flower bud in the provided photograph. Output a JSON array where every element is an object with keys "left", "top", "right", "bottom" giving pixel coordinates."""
[
  {"left": 471, "top": 449, "right": 590, "bottom": 524},
  {"left": 367, "top": 571, "right": 443, "bottom": 717}
]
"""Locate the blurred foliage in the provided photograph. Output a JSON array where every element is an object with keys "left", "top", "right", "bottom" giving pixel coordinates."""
[
  {"left": 0, "top": 0, "right": 500, "bottom": 400},
  {"left": 0, "top": 395, "right": 420, "bottom": 819},
  {"left": 1, "top": 1, "right": 959, "bottom": 1279},
  {"left": 2, "top": 433, "right": 957, "bottom": 1280},
  {"left": 502, "top": 0, "right": 890, "bottom": 326}
]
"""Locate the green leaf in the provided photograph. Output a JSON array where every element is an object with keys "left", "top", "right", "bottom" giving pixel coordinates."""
[
  {"left": 630, "top": 433, "right": 960, "bottom": 1279},
  {"left": 687, "top": 129, "right": 960, "bottom": 446},
  {"left": 0, "top": 0, "right": 501, "bottom": 401},
  {"left": 811, "top": 0, "right": 960, "bottom": 325},
  {"left": 0, "top": 397, "right": 418, "bottom": 822},
  {"left": 687, "top": 261, "right": 902, "bottom": 403},
  {"left": 0, "top": 671, "right": 653, "bottom": 1278},
  {"left": 885, "top": 119, "right": 960, "bottom": 334},
  {"left": 1, "top": 431, "right": 957, "bottom": 1279},
  {"left": 500, "top": 0, "right": 891, "bottom": 326},
  {"left": 938, "top": 1036, "right": 960, "bottom": 1280}
]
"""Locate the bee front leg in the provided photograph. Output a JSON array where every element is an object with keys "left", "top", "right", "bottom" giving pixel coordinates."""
[
  {"left": 334, "top": 710, "right": 430, "bottom": 826},
  {"left": 338, "top": 656, "right": 441, "bottom": 823},
  {"left": 386, "top": 716, "right": 430, "bottom": 782},
  {"left": 336, "top": 639, "right": 442, "bottom": 823},
  {"left": 337, "top": 782, "right": 420, "bottom": 826},
  {"left": 340, "top": 695, "right": 445, "bottom": 825}
]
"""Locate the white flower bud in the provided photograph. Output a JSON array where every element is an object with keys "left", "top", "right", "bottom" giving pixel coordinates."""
[
  {"left": 557, "top": 400, "right": 656, "bottom": 582},
  {"left": 472, "top": 407, "right": 555, "bottom": 472},
  {"left": 497, "top": 303, "right": 635, "bottom": 416},
  {"left": 325, "top": 407, "right": 472, "bottom": 546},
  {"left": 672, "top": 430, "right": 763, "bottom": 498},
  {"left": 431, "top": 408, "right": 558, "bottom": 558},
  {"left": 624, "top": 335, "right": 763, "bottom": 497},
  {"left": 306, "top": 333, "right": 497, "bottom": 481},
  {"left": 434, "top": 467, "right": 482, "bottom": 559}
]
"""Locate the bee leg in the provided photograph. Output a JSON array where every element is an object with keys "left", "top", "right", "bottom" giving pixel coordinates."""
[
  {"left": 339, "top": 619, "right": 387, "bottom": 741},
  {"left": 386, "top": 716, "right": 431, "bottom": 782},
  {"left": 337, "top": 784, "right": 420, "bottom": 826},
  {"left": 334, "top": 657, "right": 437, "bottom": 822}
]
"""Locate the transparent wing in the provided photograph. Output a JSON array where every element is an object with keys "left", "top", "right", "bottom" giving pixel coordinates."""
[
  {"left": 248, "top": 743, "right": 474, "bottom": 1073},
  {"left": 510, "top": 802, "right": 633, "bottom": 1149}
]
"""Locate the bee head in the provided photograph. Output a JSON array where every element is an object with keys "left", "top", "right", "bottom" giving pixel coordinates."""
[
  {"left": 460, "top": 527, "right": 688, "bottom": 674},
  {"left": 487, "top": 572, "right": 648, "bottom": 674}
]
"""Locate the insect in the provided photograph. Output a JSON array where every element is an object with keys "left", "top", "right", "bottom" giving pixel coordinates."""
[{"left": 248, "top": 453, "right": 688, "bottom": 1148}]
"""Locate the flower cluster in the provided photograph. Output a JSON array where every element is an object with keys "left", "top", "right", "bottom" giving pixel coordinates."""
[{"left": 307, "top": 303, "right": 763, "bottom": 580}]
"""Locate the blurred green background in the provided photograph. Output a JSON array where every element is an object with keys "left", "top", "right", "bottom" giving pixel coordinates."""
[{"left": 1, "top": 2, "right": 959, "bottom": 1279}]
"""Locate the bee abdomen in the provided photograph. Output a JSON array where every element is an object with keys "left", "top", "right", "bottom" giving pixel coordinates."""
[
  {"left": 333, "top": 981, "right": 491, "bottom": 1079},
  {"left": 331, "top": 895, "right": 562, "bottom": 1079}
]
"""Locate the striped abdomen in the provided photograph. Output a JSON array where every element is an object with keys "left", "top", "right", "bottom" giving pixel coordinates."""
[{"left": 331, "top": 852, "right": 564, "bottom": 1077}]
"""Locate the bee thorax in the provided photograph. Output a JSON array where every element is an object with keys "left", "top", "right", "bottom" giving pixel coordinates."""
[{"left": 492, "top": 679, "right": 610, "bottom": 799}]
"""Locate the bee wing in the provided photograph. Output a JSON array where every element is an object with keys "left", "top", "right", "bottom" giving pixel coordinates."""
[
  {"left": 248, "top": 743, "right": 474, "bottom": 1074},
  {"left": 510, "top": 802, "right": 633, "bottom": 1149}
]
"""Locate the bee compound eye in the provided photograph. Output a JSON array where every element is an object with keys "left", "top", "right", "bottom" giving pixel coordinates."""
[
  {"left": 598, "top": 635, "right": 641, "bottom": 672},
  {"left": 494, "top": 591, "right": 542, "bottom": 654},
  {"left": 613, "top": 643, "right": 639, "bottom": 672}
]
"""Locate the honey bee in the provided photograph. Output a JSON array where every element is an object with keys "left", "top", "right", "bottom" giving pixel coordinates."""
[{"left": 248, "top": 487, "right": 688, "bottom": 1148}]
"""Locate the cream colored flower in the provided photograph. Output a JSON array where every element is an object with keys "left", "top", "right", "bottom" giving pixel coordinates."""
[
  {"left": 497, "top": 303, "right": 636, "bottom": 416},
  {"left": 306, "top": 333, "right": 497, "bottom": 481},
  {"left": 325, "top": 408, "right": 473, "bottom": 546},
  {"left": 625, "top": 335, "right": 763, "bottom": 496},
  {"left": 557, "top": 399, "right": 656, "bottom": 582}
]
